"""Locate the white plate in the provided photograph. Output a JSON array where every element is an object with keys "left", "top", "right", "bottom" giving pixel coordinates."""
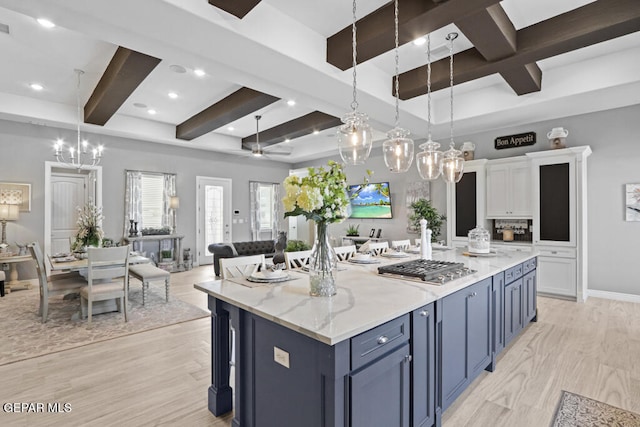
[
  {"left": 348, "top": 258, "right": 380, "bottom": 264},
  {"left": 249, "top": 271, "right": 288, "bottom": 281},
  {"left": 382, "top": 252, "right": 409, "bottom": 258}
]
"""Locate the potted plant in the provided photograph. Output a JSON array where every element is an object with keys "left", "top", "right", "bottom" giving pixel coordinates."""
[
  {"left": 160, "top": 250, "right": 173, "bottom": 262},
  {"left": 285, "top": 240, "right": 311, "bottom": 252},
  {"left": 409, "top": 198, "right": 446, "bottom": 242},
  {"left": 346, "top": 224, "right": 360, "bottom": 237}
]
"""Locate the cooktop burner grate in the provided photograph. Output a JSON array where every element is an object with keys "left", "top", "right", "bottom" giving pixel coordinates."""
[{"left": 378, "top": 259, "right": 475, "bottom": 284}]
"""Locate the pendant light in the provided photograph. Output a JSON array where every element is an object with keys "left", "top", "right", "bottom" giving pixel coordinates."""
[
  {"left": 53, "top": 69, "right": 104, "bottom": 170},
  {"left": 441, "top": 32, "right": 465, "bottom": 184},
  {"left": 416, "top": 34, "right": 443, "bottom": 180},
  {"left": 252, "top": 115, "right": 264, "bottom": 157},
  {"left": 382, "top": 0, "right": 414, "bottom": 173},
  {"left": 337, "top": 0, "right": 372, "bottom": 165}
]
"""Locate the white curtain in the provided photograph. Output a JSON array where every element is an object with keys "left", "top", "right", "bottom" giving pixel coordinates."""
[
  {"left": 249, "top": 182, "right": 281, "bottom": 241},
  {"left": 272, "top": 183, "right": 281, "bottom": 237},
  {"left": 249, "top": 181, "right": 260, "bottom": 241},
  {"left": 124, "top": 170, "right": 143, "bottom": 237},
  {"left": 162, "top": 173, "right": 176, "bottom": 228}
]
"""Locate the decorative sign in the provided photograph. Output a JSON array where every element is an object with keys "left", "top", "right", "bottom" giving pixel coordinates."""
[{"left": 494, "top": 132, "right": 536, "bottom": 150}]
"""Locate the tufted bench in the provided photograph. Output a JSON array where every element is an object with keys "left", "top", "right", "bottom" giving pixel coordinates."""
[
  {"left": 0, "top": 270, "right": 4, "bottom": 297},
  {"left": 128, "top": 264, "right": 170, "bottom": 305}
]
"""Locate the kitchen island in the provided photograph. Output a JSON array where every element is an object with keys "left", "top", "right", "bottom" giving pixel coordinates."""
[{"left": 195, "top": 249, "right": 537, "bottom": 427}]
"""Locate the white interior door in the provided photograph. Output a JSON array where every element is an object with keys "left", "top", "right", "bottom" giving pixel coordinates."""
[
  {"left": 197, "top": 176, "right": 232, "bottom": 265},
  {"left": 51, "top": 173, "right": 88, "bottom": 254}
]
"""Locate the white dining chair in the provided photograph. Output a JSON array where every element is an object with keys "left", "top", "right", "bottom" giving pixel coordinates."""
[
  {"left": 414, "top": 238, "right": 421, "bottom": 247},
  {"left": 79, "top": 246, "right": 130, "bottom": 325},
  {"left": 219, "top": 254, "right": 265, "bottom": 279},
  {"left": 391, "top": 239, "right": 411, "bottom": 251},
  {"left": 284, "top": 250, "right": 312, "bottom": 269},
  {"left": 368, "top": 241, "right": 389, "bottom": 256},
  {"left": 28, "top": 242, "right": 85, "bottom": 323},
  {"left": 333, "top": 245, "right": 356, "bottom": 261}
]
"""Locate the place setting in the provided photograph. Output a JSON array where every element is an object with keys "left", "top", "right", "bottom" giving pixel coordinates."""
[
  {"left": 347, "top": 252, "right": 381, "bottom": 265},
  {"left": 381, "top": 249, "right": 410, "bottom": 259}
]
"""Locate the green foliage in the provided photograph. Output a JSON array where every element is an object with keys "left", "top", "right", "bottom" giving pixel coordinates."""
[
  {"left": 409, "top": 198, "right": 446, "bottom": 242},
  {"left": 161, "top": 250, "right": 172, "bottom": 259},
  {"left": 285, "top": 240, "right": 311, "bottom": 252},
  {"left": 346, "top": 224, "right": 360, "bottom": 236}
]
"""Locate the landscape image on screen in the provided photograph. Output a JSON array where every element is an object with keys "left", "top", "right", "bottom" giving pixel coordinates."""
[{"left": 348, "top": 182, "right": 393, "bottom": 219}]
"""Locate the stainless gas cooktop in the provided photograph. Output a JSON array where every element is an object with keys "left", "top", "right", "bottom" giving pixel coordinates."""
[{"left": 377, "top": 259, "right": 475, "bottom": 285}]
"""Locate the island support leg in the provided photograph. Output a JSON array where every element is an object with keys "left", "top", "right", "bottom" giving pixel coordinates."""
[{"left": 208, "top": 296, "right": 233, "bottom": 416}]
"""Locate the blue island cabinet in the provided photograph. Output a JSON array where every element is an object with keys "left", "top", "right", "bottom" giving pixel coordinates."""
[{"left": 437, "top": 277, "right": 493, "bottom": 412}]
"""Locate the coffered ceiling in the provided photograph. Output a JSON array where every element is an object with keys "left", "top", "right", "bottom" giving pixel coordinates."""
[{"left": 0, "top": 0, "right": 639, "bottom": 164}]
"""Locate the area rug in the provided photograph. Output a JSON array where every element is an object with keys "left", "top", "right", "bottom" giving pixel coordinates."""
[
  {"left": 552, "top": 390, "right": 640, "bottom": 427},
  {"left": 0, "top": 286, "right": 210, "bottom": 366}
]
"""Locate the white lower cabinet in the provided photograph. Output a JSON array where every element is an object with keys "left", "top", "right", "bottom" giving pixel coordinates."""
[{"left": 536, "top": 255, "right": 576, "bottom": 298}]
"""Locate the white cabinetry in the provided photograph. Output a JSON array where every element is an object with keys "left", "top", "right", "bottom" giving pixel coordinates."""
[
  {"left": 527, "top": 146, "right": 591, "bottom": 302},
  {"left": 486, "top": 157, "right": 532, "bottom": 218}
]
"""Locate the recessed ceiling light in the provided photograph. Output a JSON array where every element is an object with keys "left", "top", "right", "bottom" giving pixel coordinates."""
[
  {"left": 168, "top": 92, "right": 178, "bottom": 99},
  {"left": 287, "top": 100, "right": 296, "bottom": 106},
  {"left": 413, "top": 37, "right": 426, "bottom": 46},
  {"left": 148, "top": 109, "right": 157, "bottom": 115},
  {"left": 313, "top": 130, "right": 320, "bottom": 135},
  {"left": 194, "top": 68, "right": 206, "bottom": 77},
  {"left": 227, "top": 126, "right": 234, "bottom": 131},
  {"left": 133, "top": 102, "right": 147, "bottom": 108},
  {"left": 284, "top": 138, "right": 290, "bottom": 143},
  {"left": 169, "top": 64, "right": 186, "bottom": 73},
  {"left": 36, "top": 18, "right": 55, "bottom": 28},
  {"left": 30, "top": 83, "right": 43, "bottom": 91}
]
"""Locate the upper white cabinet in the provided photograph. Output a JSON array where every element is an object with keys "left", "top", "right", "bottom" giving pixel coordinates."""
[{"left": 486, "top": 157, "right": 532, "bottom": 218}]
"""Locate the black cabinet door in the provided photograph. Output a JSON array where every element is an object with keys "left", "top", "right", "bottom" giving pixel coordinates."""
[
  {"left": 539, "top": 162, "right": 571, "bottom": 242},
  {"left": 351, "top": 343, "right": 411, "bottom": 427},
  {"left": 493, "top": 272, "right": 505, "bottom": 355},
  {"left": 504, "top": 278, "right": 523, "bottom": 346},
  {"left": 455, "top": 171, "right": 477, "bottom": 238},
  {"left": 524, "top": 270, "right": 537, "bottom": 322},
  {"left": 411, "top": 303, "right": 435, "bottom": 427},
  {"left": 467, "top": 278, "right": 493, "bottom": 379}
]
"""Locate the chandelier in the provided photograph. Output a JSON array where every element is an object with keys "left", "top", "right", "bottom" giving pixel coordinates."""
[
  {"left": 416, "top": 34, "right": 443, "bottom": 180},
  {"left": 54, "top": 69, "right": 103, "bottom": 170},
  {"left": 337, "top": 0, "right": 372, "bottom": 166},
  {"left": 440, "top": 32, "right": 464, "bottom": 184},
  {"left": 382, "top": 0, "right": 414, "bottom": 173}
]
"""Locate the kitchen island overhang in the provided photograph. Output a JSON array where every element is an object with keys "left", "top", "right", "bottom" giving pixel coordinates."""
[{"left": 195, "top": 249, "right": 538, "bottom": 427}]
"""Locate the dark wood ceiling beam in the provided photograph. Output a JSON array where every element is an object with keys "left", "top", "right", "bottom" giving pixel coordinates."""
[
  {"left": 176, "top": 87, "right": 278, "bottom": 141},
  {"left": 327, "top": 0, "right": 501, "bottom": 70},
  {"left": 398, "top": 0, "right": 640, "bottom": 99},
  {"left": 84, "top": 47, "right": 161, "bottom": 126},
  {"left": 242, "top": 111, "right": 341, "bottom": 149},
  {"left": 208, "top": 0, "right": 261, "bottom": 19},
  {"left": 456, "top": 4, "right": 541, "bottom": 95}
]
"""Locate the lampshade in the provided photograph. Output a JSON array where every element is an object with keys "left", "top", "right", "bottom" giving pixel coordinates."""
[
  {"left": 383, "top": 127, "right": 414, "bottom": 173},
  {"left": 0, "top": 204, "right": 19, "bottom": 221},
  {"left": 169, "top": 196, "right": 180, "bottom": 210},
  {"left": 337, "top": 111, "right": 373, "bottom": 165},
  {"left": 416, "top": 140, "right": 443, "bottom": 180},
  {"left": 441, "top": 147, "right": 465, "bottom": 183}
]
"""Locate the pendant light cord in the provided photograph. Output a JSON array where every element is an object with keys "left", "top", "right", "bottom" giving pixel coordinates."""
[
  {"left": 350, "top": 0, "right": 358, "bottom": 111},
  {"left": 426, "top": 34, "right": 432, "bottom": 141},
  {"left": 393, "top": 0, "right": 400, "bottom": 128},
  {"left": 76, "top": 69, "right": 83, "bottom": 155},
  {"left": 255, "top": 115, "right": 261, "bottom": 148},
  {"left": 447, "top": 33, "right": 457, "bottom": 149}
]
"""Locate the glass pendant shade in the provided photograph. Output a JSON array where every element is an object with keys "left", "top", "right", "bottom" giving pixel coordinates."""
[
  {"left": 441, "top": 146, "right": 465, "bottom": 183},
  {"left": 416, "top": 140, "right": 443, "bottom": 180},
  {"left": 337, "top": 111, "right": 372, "bottom": 165},
  {"left": 383, "top": 127, "right": 414, "bottom": 173}
]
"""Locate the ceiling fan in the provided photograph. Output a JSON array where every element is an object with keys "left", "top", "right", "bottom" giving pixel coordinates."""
[{"left": 248, "top": 115, "right": 293, "bottom": 158}]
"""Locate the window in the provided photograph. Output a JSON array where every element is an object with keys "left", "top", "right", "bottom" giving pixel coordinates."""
[
  {"left": 141, "top": 174, "right": 164, "bottom": 228},
  {"left": 124, "top": 170, "right": 176, "bottom": 237},
  {"left": 258, "top": 184, "right": 274, "bottom": 231},
  {"left": 249, "top": 181, "right": 281, "bottom": 240}
]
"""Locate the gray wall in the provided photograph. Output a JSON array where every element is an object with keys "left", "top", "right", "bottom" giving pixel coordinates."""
[
  {"left": 0, "top": 120, "right": 290, "bottom": 277},
  {"left": 297, "top": 104, "right": 640, "bottom": 296}
]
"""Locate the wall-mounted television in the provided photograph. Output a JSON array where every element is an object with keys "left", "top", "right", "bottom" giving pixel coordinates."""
[{"left": 347, "top": 182, "right": 393, "bottom": 219}]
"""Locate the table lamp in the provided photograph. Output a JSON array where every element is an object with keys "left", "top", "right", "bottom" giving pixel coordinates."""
[
  {"left": 169, "top": 196, "right": 179, "bottom": 234},
  {"left": 0, "top": 203, "right": 19, "bottom": 245}
]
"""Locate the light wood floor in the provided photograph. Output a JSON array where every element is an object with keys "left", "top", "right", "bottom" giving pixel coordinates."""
[{"left": 1, "top": 265, "right": 639, "bottom": 426}]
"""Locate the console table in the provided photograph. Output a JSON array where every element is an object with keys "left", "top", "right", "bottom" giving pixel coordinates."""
[
  {"left": 0, "top": 254, "right": 33, "bottom": 293},
  {"left": 126, "top": 234, "right": 184, "bottom": 271}
]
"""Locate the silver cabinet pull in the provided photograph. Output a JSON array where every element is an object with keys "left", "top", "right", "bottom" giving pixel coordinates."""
[
  {"left": 377, "top": 336, "right": 389, "bottom": 345},
  {"left": 468, "top": 291, "right": 477, "bottom": 298},
  {"left": 420, "top": 310, "right": 429, "bottom": 317},
  {"left": 404, "top": 355, "right": 412, "bottom": 363}
]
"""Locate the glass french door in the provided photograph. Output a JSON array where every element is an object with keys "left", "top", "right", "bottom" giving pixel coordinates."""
[{"left": 197, "top": 176, "right": 232, "bottom": 265}]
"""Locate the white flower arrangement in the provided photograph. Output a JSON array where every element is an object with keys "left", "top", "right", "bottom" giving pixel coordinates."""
[{"left": 70, "top": 202, "right": 104, "bottom": 251}]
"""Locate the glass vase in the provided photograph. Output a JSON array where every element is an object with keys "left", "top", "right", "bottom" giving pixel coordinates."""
[{"left": 309, "top": 221, "right": 337, "bottom": 297}]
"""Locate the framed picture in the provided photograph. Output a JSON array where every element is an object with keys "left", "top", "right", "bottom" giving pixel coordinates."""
[
  {"left": 0, "top": 182, "right": 31, "bottom": 212},
  {"left": 369, "top": 228, "right": 376, "bottom": 238},
  {"left": 625, "top": 183, "right": 640, "bottom": 221}
]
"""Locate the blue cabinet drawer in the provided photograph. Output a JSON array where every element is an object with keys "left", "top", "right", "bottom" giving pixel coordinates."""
[
  {"left": 505, "top": 263, "right": 524, "bottom": 284},
  {"left": 522, "top": 257, "right": 537, "bottom": 274},
  {"left": 351, "top": 314, "right": 410, "bottom": 370}
]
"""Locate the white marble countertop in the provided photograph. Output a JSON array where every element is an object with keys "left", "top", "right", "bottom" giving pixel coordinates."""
[{"left": 195, "top": 248, "right": 537, "bottom": 346}]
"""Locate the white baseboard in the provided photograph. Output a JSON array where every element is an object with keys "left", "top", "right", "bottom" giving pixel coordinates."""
[{"left": 587, "top": 289, "right": 640, "bottom": 303}]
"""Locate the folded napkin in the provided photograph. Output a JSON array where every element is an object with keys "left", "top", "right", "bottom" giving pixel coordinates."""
[{"left": 358, "top": 240, "right": 372, "bottom": 254}]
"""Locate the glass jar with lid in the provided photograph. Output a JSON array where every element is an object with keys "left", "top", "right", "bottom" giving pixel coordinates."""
[{"left": 468, "top": 225, "right": 490, "bottom": 254}]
